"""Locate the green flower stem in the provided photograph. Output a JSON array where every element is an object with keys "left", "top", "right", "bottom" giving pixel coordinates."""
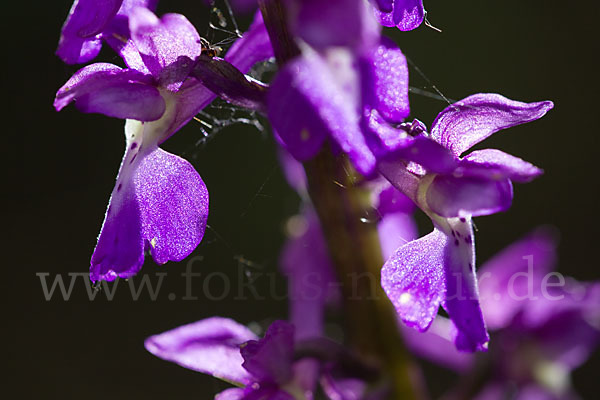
[{"left": 258, "top": 1, "right": 423, "bottom": 398}]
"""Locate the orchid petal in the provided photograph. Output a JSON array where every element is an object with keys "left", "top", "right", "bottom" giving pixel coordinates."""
[
  {"left": 426, "top": 175, "right": 513, "bottom": 218},
  {"left": 268, "top": 53, "right": 376, "bottom": 174},
  {"left": 459, "top": 149, "right": 543, "bottom": 183},
  {"left": 57, "top": 0, "right": 123, "bottom": 63},
  {"left": 129, "top": 8, "right": 202, "bottom": 87},
  {"left": 241, "top": 321, "right": 295, "bottom": 385},
  {"left": 102, "top": 0, "right": 160, "bottom": 73},
  {"left": 381, "top": 229, "right": 447, "bottom": 331},
  {"left": 430, "top": 94, "right": 553, "bottom": 157},
  {"left": 441, "top": 217, "right": 489, "bottom": 352},
  {"left": 54, "top": 63, "right": 165, "bottom": 121},
  {"left": 144, "top": 317, "right": 257, "bottom": 385},
  {"left": 90, "top": 120, "right": 208, "bottom": 281}
]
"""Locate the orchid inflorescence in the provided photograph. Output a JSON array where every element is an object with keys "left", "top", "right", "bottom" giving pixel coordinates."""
[{"left": 54, "top": 1, "right": 599, "bottom": 399}]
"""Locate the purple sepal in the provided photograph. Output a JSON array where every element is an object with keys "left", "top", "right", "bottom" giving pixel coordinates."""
[
  {"left": 426, "top": 175, "right": 514, "bottom": 218},
  {"left": 267, "top": 58, "right": 328, "bottom": 161},
  {"left": 144, "top": 317, "right": 257, "bottom": 385},
  {"left": 128, "top": 8, "right": 202, "bottom": 90},
  {"left": 458, "top": 149, "right": 543, "bottom": 183},
  {"left": 431, "top": 93, "right": 554, "bottom": 157},
  {"left": 91, "top": 128, "right": 208, "bottom": 281},
  {"left": 103, "top": 0, "right": 160, "bottom": 73},
  {"left": 381, "top": 229, "right": 447, "bottom": 331},
  {"left": 241, "top": 321, "right": 295, "bottom": 385},
  {"left": 57, "top": 0, "right": 123, "bottom": 64},
  {"left": 54, "top": 63, "right": 165, "bottom": 121},
  {"left": 361, "top": 37, "right": 410, "bottom": 123}
]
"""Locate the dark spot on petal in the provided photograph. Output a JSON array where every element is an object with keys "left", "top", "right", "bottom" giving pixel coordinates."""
[
  {"left": 468, "top": 263, "right": 472, "bottom": 268},
  {"left": 464, "top": 236, "right": 471, "bottom": 244},
  {"left": 130, "top": 142, "right": 138, "bottom": 150},
  {"left": 117, "top": 183, "right": 122, "bottom": 192},
  {"left": 454, "top": 239, "right": 459, "bottom": 246},
  {"left": 460, "top": 217, "right": 466, "bottom": 223},
  {"left": 129, "top": 153, "right": 137, "bottom": 164},
  {"left": 456, "top": 231, "right": 461, "bottom": 238},
  {"left": 451, "top": 230, "right": 456, "bottom": 237}
]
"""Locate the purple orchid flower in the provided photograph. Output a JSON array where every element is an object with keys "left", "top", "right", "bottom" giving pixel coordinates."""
[
  {"left": 57, "top": 0, "right": 158, "bottom": 64},
  {"left": 378, "top": 93, "right": 553, "bottom": 351},
  {"left": 54, "top": 8, "right": 273, "bottom": 281},
  {"left": 370, "top": 0, "right": 425, "bottom": 31},
  {"left": 268, "top": 1, "right": 451, "bottom": 176},
  {"left": 146, "top": 319, "right": 316, "bottom": 400},
  {"left": 400, "top": 229, "right": 600, "bottom": 399}
]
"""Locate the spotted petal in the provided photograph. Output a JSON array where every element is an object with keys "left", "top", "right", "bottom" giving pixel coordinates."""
[
  {"left": 441, "top": 217, "right": 489, "bottom": 352},
  {"left": 90, "top": 120, "right": 209, "bottom": 281},
  {"left": 145, "top": 317, "right": 257, "bottom": 385},
  {"left": 430, "top": 94, "right": 553, "bottom": 157}
]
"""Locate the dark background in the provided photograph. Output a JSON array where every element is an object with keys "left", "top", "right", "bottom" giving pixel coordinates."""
[{"left": 4, "top": 0, "right": 599, "bottom": 398}]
